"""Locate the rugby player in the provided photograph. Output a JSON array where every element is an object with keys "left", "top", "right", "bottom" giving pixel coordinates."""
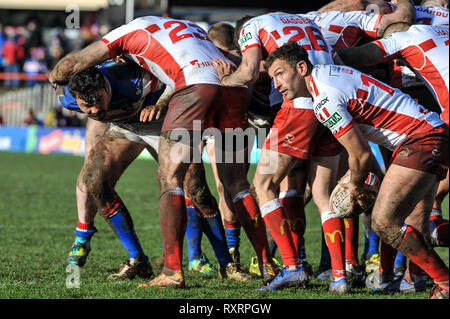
[
  {"left": 208, "top": 22, "right": 284, "bottom": 273},
  {"left": 303, "top": 1, "right": 415, "bottom": 281},
  {"left": 335, "top": 22, "right": 449, "bottom": 291},
  {"left": 205, "top": 22, "right": 244, "bottom": 265},
  {"left": 60, "top": 61, "right": 249, "bottom": 281},
  {"left": 60, "top": 60, "right": 166, "bottom": 279},
  {"left": 324, "top": 0, "right": 448, "bottom": 281},
  {"left": 265, "top": 41, "right": 449, "bottom": 299},
  {"left": 214, "top": 12, "right": 348, "bottom": 292},
  {"left": 309, "top": 0, "right": 416, "bottom": 53},
  {"left": 50, "top": 16, "right": 278, "bottom": 288}
]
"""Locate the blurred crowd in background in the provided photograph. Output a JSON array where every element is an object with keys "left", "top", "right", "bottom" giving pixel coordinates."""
[
  {"left": 0, "top": 0, "right": 336, "bottom": 128},
  {"left": 0, "top": 17, "right": 112, "bottom": 127},
  {"left": 0, "top": 19, "right": 110, "bottom": 88}
]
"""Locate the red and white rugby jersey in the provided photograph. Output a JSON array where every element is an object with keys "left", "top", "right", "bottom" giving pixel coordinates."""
[
  {"left": 388, "top": 4, "right": 449, "bottom": 26},
  {"left": 306, "top": 10, "right": 382, "bottom": 52},
  {"left": 101, "top": 16, "right": 230, "bottom": 92},
  {"left": 237, "top": 12, "right": 333, "bottom": 65},
  {"left": 310, "top": 64, "right": 445, "bottom": 151},
  {"left": 374, "top": 25, "right": 449, "bottom": 113}
]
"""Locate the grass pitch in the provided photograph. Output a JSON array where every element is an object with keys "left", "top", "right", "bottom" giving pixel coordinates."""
[{"left": 0, "top": 151, "right": 448, "bottom": 301}]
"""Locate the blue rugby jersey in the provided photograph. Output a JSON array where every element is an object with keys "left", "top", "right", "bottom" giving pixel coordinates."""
[{"left": 59, "top": 61, "right": 164, "bottom": 124}]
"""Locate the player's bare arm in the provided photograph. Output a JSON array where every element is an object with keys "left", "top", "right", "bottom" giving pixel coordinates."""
[
  {"left": 213, "top": 46, "right": 261, "bottom": 86},
  {"left": 336, "top": 124, "right": 377, "bottom": 212},
  {"left": 317, "top": 0, "right": 401, "bottom": 14},
  {"left": 335, "top": 42, "right": 385, "bottom": 70},
  {"left": 49, "top": 41, "right": 111, "bottom": 85},
  {"left": 318, "top": 0, "right": 366, "bottom": 13},
  {"left": 140, "top": 84, "right": 174, "bottom": 122},
  {"left": 376, "top": 0, "right": 415, "bottom": 37}
]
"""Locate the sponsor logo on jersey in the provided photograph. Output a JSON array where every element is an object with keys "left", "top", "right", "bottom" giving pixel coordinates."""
[
  {"left": 329, "top": 65, "right": 354, "bottom": 76},
  {"left": 323, "top": 111, "right": 343, "bottom": 129},
  {"left": 239, "top": 32, "right": 253, "bottom": 47},
  {"left": 190, "top": 59, "right": 214, "bottom": 68},
  {"left": 316, "top": 96, "right": 329, "bottom": 109},
  {"left": 314, "top": 94, "right": 329, "bottom": 113}
]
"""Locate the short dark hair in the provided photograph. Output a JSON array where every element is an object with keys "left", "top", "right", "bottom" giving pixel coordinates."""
[
  {"left": 68, "top": 67, "right": 105, "bottom": 106},
  {"left": 265, "top": 42, "right": 313, "bottom": 72}
]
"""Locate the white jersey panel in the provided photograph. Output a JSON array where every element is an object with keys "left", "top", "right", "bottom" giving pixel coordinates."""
[
  {"left": 375, "top": 25, "right": 449, "bottom": 111},
  {"left": 102, "top": 16, "right": 230, "bottom": 91},
  {"left": 238, "top": 12, "right": 333, "bottom": 65},
  {"left": 388, "top": 4, "right": 449, "bottom": 25},
  {"left": 310, "top": 64, "right": 444, "bottom": 150},
  {"left": 308, "top": 11, "right": 381, "bottom": 50}
]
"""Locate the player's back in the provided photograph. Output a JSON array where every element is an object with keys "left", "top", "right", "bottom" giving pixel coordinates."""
[
  {"left": 376, "top": 25, "right": 449, "bottom": 111},
  {"left": 308, "top": 10, "right": 381, "bottom": 51},
  {"left": 387, "top": 4, "right": 449, "bottom": 25},
  {"left": 415, "top": 6, "right": 449, "bottom": 25},
  {"left": 102, "top": 16, "right": 229, "bottom": 92},
  {"left": 239, "top": 12, "right": 333, "bottom": 65},
  {"left": 311, "top": 64, "right": 444, "bottom": 150}
]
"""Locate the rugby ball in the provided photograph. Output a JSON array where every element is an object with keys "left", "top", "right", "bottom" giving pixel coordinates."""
[{"left": 330, "top": 172, "right": 380, "bottom": 218}]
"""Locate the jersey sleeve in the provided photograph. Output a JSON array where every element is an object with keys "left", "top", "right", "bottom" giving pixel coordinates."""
[
  {"left": 373, "top": 32, "right": 409, "bottom": 62},
  {"left": 101, "top": 24, "right": 151, "bottom": 58},
  {"left": 343, "top": 11, "right": 383, "bottom": 39},
  {"left": 310, "top": 71, "right": 355, "bottom": 138},
  {"left": 237, "top": 19, "right": 262, "bottom": 53}
]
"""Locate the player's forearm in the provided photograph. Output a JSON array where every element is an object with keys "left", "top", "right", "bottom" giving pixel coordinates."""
[
  {"left": 222, "top": 65, "right": 259, "bottom": 86},
  {"left": 156, "top": 85, "right": 174, "bottom": 108},
  {"left": 49, "top": 41, "right": 111, "bottom": 84},
  {"left": 335, "top": 47, "right": 365, "bottom": 69},
  {"left": 49, "top": 52, "right": 80, "bottom": 84},
  {"left": 348, "top": 148, "right": 372, "bottom": 186},
  {"left": 336, "top": 43, "right": 384, "bottom": 69}
]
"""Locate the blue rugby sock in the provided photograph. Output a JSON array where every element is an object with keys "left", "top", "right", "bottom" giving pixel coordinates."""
[
  {"left": 362, "top": 225, "right": 370, "bottom": 260},
  {"left": 224, "top": 222, "right": 241, "bottom": 251},
  {"left": 185, "top": 204, "right": 203, "bottom": 261},
  {"left": 368, "top": 230, "right": 380, "bottom": 257},
  {"left": 394, "top": 250, "right": 407, "bottom": 268},
  {"left": 104, "top": 198, "right": 146, "bottom": 260},
  {"left": 299, "top": 245, "right": 307, "bottom": 262},
  {"left": 201, "top": 212, "right": 232, "bottom": 268}
]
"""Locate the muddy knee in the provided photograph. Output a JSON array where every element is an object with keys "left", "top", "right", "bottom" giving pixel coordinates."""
[
  {"left": 81, "top": 158, "right": 115, "bottom": 209},
  {"left": 371, "top": 216, "right": 405, "bottom": 249}
]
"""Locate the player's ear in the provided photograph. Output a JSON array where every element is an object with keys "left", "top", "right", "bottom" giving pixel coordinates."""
[{"left": 296, "top": 60, "right": 308, "bottom": 76}]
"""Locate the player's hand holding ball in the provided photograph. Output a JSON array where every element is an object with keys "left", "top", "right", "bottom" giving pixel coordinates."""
[{"left": 330, "top": 171, "right": 380, "bottom": 218}]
